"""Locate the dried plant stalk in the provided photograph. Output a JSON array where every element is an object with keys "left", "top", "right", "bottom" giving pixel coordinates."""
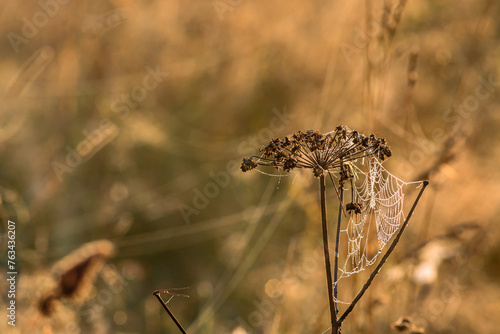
[
  {"left": 319, "top": 174, "right": 338, "bottom": 332},
  {"left": 153, "top": 288, "right": 189, "bottom": 334},
  {"left": 241, "top": 126, "right": 428, "bottom": 333}
]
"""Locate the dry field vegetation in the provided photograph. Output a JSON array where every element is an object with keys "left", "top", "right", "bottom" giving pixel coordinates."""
[{"left": 1, "top": 1, "right": 500, "bottom": 333}]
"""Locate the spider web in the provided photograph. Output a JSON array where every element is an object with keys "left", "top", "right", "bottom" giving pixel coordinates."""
[{"left": 334, "top": 157, "right": 421, "bottom": 289}]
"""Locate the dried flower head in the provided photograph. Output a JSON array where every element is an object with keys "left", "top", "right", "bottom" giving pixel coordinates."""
[
  {"left": 39, "top": 240, "right": 115, "bottom": 316},
  {"left": 241, "top": 125, "right": 392, "bottom": 182},
  {"left": 240, "top": 125, "right": 428, "bottom": 334}
]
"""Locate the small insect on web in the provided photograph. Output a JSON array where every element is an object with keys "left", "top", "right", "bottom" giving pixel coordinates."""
[{"left": 334, "top": 156, "right": 424, "bottom": 302}]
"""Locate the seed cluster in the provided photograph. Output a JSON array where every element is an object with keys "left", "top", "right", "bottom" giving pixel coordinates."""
[{"left": 241, "top": 125, "right": 392, "bottom": 180}]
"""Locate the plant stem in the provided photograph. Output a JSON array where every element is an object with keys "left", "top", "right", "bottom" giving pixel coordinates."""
[
  {"left": 333, "top": 176, "right": 343, "bottom": 314},
  {"left": 320, "top": 175, "right": 338, "bottom": 333},
  {"left": 153, "top": 290, "right": 188, "bottom": 334},
  {"left": 337, "top": 180, "right": 429, "bottom": 325}
]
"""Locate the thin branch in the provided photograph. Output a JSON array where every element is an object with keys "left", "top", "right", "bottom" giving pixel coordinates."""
[
  {"left": 320, "top": 174, "right": 339, "bottom": 333},
  {"left": 153, "top": 289, "right": 189, "bottom": 334},
  {"left": 337, "top": 180, "right": 429, "bottom": 325},
  {"left": 327, "top": 171, "right": 347, "bottom": 218},
  {"left": 333, "top": 170, "right": 344, "bottom": 316}
]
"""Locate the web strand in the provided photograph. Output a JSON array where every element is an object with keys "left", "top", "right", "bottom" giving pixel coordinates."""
[{"left": 334, "top": 157, "right": 421, "bottom": 291}]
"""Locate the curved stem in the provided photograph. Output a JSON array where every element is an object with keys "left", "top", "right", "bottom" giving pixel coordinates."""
[
  {"left": 333, "top": 174, "right": 344, "bottom": 314},
  {"left": 320, "top": 175, "right": 339, "bottom": 333}
]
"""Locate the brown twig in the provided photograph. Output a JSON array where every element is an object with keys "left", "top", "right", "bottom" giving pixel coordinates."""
[
  {"left": 320, "top": 175, "right": 339, "bottom": 333},
  {"left": 153, "top": 288, "right": 189, "bottom": 334},
  {"left": 332, "top": 171, "right": 344, "bottom": 316}
]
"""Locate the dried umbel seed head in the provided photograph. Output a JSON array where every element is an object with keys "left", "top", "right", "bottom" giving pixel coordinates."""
[
  {"left": 241, "top": 157, "right": 257, "bottom": 172},
  {"left": 283, "top": 157, "right": 297, "bottom": 171},
  {"left": 39, "top": 240, "right": 115, "bottom": 316},
  {"left": 241, "top": 126, "right": 392, "bottom": 184}
]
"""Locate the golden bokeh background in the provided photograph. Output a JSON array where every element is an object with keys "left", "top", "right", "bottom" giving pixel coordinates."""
[{"left": 1, "top": 1, "right": 500, "bottom": 333}]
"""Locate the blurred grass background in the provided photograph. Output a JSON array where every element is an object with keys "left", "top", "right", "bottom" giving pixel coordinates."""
[{"left": 1, "top": 0, "right": 500, "bottom": 333}]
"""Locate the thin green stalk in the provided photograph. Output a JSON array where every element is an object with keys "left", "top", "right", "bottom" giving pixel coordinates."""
[
  {"left": 320, "top": 174, "right": 338, "bottom": 333},
  {"left": 338, "top": 180, "right": 429, "bottom": 325}
]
